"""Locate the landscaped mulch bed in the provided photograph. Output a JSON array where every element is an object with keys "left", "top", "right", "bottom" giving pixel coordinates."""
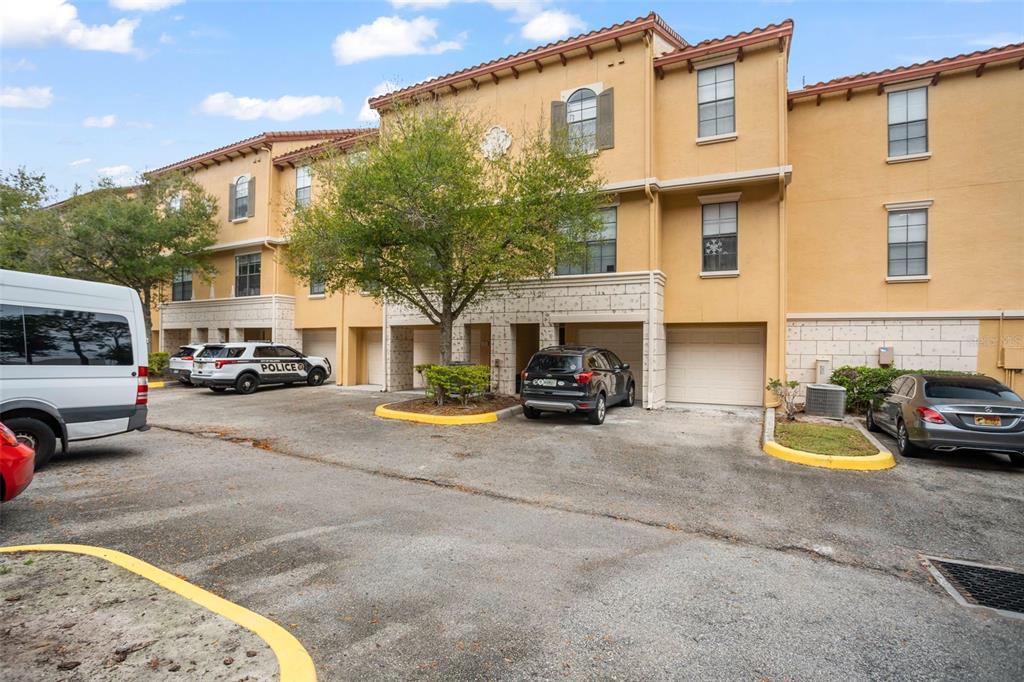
[
  {"left": 775, "top": 420, "right": 878, "bottom": 457},
  {"left": 386, "top": 395, "right": 519, "bottom": 416}
]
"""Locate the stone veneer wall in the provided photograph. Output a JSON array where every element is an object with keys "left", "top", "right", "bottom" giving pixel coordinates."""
[
  {"left": 786, "top": 318, "right": 980, "bottom": 384},
  {"left": 384, "top": 271, "right": 666, "bottom": 406},
  {"left": 158, "top": 295, "right": 300, "bottom": 351}
]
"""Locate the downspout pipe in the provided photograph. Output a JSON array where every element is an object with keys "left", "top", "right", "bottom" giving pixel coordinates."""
[{"left": 643, "top": 30, "right": 656, "bottom": 410}]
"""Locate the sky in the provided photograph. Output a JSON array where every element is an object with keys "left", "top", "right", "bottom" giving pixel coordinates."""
[{"left": 2, "top": 0, "right": 1022, "bottom": 200}]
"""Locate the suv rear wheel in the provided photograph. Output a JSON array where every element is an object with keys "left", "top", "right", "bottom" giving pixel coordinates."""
[
  {"left": 587, "top": 393, "right": 606, "bottom": 425},
  {"left": 523, "top": 406, "right": 541, "bottom": 420},
  {"left": 6, "top": 417, "right": 57, "bottom": 469},
  {"left": 235, "top": 373, "right": 260, "bottom": 395}
]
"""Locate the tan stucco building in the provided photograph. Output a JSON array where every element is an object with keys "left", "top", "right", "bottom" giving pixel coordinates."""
[{"left": 153, "top": 13, "right": 1023, "bottom": 407}]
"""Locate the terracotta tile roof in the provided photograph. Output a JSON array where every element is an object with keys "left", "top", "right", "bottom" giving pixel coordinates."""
[
  {"left": 369, "top": 12, "right": 686, "bottom": 109},
  {"left": 272, "top": 129, "right": 378, "bottom": 167},
  {"left": 654, "top": 20, "right": 794, "bottom": 68},
  {"left": 789, "top": 41, "right": 1024, "bottom": 100},
  {"left": 149, "top": 129, "right": 372, "bottom": 175}
]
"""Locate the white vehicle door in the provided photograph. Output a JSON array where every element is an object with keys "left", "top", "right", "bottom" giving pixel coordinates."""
[{"left": 253, "top": 346, "right": 308, "bottom": 381}]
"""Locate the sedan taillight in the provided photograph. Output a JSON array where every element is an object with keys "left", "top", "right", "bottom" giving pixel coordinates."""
[
  {"left": 182, "top": 356, "right": 193, "bottom": 361},
  {"left": 214, "top": 359, "right": 237, "bottom": 370},
  {"left": 916, "top": 406, "right": 946, "bottom": 424}
]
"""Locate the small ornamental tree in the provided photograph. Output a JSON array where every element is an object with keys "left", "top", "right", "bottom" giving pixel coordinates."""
[
  {"left": 0, "top": 171, "right": 219, "bottom": 343},
  {"left": 286, "top": 105, "right": 605, "bottom": 364}
]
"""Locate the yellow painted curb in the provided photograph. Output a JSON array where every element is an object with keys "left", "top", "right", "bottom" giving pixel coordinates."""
[
  {"left": 0, "top": 544, "right": 316, "bottom": 682},
  {"left": 375, "top": 402, "right": 501, "bottom": 425},
  {"left": 149, "top": 380, "right": 167, "bottom": 388},
  {"left": 763, "top": 440, "right": 896, "bottom": 471}
]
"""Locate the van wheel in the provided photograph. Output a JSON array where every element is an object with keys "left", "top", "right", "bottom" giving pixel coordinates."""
[
  {"left": 6, "top": 417, "right": 57, "bottom": 469},
  {"left": 235, "top": 374, "right": 260, "bottom": 395},
  {"left": 523, "top": 406, "right": 541, "bottom": 420},
  {"left": 587, "top": 394, "right": 607, "bottom": 425},
  {"left": 210, "top": 387, "right": 227, "bottom": 393},
  {"left": 307, "top": 368, "right": 326, "bottom": 386}
]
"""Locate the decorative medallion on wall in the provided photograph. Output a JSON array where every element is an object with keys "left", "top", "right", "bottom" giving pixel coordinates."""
[{"left": 480, "top": 126, "right": 512, "bottom": 160}]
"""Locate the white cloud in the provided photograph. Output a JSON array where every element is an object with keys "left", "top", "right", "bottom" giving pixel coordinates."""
[
  {"left": 1, "top": 85, "right": 54, "bottom": 109},
  {"left": 0, "top": 0, "right": 138, "bottom": 54},
  {"left": 1, "top": 58, "right": 36, "bottom": 72},
  {"left": 965, "top": 32, "right": 1023, "bottom": 48},
  {"left": 359, "top": 80, "right": 399, "bottom": 122},
  {"left": 520, "top": 9, "right": 584, "bottom": 42},
  {"left": 109, "top": 0, "right": 184, "bottom": 10},
  {"left": 83, "top": 114, "right": 118, "bottom": 128},
  {"left": 69, "top": 158, "right": 92, "bottom": 167},
  {"left": 199, "top": 92, "right": 343, "bottom": 121},
  {"left": 332, "top": 16, "right": 463, "bottom": 65},
  {"left": 159, "top": 32, "right": 175, "bottom": 45},
  {"left": 97, "top": 164, "right": 135, "bottom": 184},
  {"left": 390, "top": 0, "right": 452, "bottom": 7}
]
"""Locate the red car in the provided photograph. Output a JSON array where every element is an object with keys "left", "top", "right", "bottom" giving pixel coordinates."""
[{"left": 1, "top": 421, "right": 35, "bottom": 502}]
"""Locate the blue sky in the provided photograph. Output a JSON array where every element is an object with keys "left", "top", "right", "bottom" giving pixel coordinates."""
[{"left": 2, "top": 0, "right": 1022, "bottom": 199}]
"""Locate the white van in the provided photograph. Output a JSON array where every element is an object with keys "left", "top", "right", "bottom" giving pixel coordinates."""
[{"left": 0, "top": 269, "right": 150, "bottom": 467}]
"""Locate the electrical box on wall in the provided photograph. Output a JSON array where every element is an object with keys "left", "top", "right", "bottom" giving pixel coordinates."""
[
  {"left": 878, "top": 346, "right": 894, "bottom": 367},
  {"left": 1000, "top": 347, "right": 1024, "bottom": 370},
  {"left": 814, "top": 358, "right": 832, "bottom": 384}
]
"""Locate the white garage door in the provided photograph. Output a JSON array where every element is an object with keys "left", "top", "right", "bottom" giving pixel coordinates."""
[
  {"left": 666, "top": 326, "right": 765, "bottom": 406},
  {"left": 575, "top": 326, "right": 644, "bottom": 398},
  {"left": 413, "top": 328, "right": 439, "bottom": 388},
  {"left": 365, "top": 329, "right": 383, "bottom": 386},
  {"left": 302, "top": 328, "right": 336, "bottom": 368}
]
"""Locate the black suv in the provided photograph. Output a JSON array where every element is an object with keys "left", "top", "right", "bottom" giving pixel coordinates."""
[{"left": 520, "top": 346, "right": 636, "bottom": 425}]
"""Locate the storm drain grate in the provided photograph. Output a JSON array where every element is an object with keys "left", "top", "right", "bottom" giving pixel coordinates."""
[{"left": 923, "top": 556, "right": 1024, "bottom": 619}]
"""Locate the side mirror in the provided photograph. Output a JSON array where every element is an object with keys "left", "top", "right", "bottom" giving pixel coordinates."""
[
  {"left": 875, "top": 387, "right": 891, "bottom": 396},
  {"left": 621, "top": 363, "right": 630, "bottom": 370}
]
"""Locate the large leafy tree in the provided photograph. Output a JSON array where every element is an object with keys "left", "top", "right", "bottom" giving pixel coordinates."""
[
  {"left": 0, "top": 171, "right": 219, "bottom": 342},
  {"left": 286, "top": 106, "right": 605, "bottom": 364}
]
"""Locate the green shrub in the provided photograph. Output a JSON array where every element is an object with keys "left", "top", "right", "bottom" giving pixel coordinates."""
[
  {"left": 829, "top": 365, "right": 975, "bottom": 413},
  {"left": 148, "top": 351, "right": 170, "bottom": 375},
  {"left": 419, "top": 364, "right": 491, "bottom": 406}
]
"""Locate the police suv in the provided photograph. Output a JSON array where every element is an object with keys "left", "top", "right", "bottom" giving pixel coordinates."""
[{"left": 190, "top": 342, "right": 331, "bottom": 394}]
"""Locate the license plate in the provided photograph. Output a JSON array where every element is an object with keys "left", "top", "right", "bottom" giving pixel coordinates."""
[
  {"left": 535, "top": 378, "right": 557, "bottom": 387},
  {"left": 974, "top": 415, "right": 1001, "bottom": 427}
]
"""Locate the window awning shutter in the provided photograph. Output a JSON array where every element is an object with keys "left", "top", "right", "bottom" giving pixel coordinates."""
[
  {"left": 597, "top": 88, "right": 614, "bottom": 150},
  {"left": 247, "top": 177, "right": 256, "bottom": 218},
  {"left": 550, "top": 100, "right": 567, "bottom": 141},
  {"left": 228, "top": 182, "right": 236, "bottom": 221}
]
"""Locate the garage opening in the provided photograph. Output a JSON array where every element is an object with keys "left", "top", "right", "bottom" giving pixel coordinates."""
[
  {"left": 568, "top": 323, "right": 644, "bottom": 404},
  {"left": 412, "top": 326, "right": 440, "bottom": 388},
  {"left": 302, "top": 328, "right": 337, "bottom": 367},
  {"left": 666, "top": 324, "right": 765, "bottom": 406},
  {"left": 243, "top": 328, "right": 271, "bottom": 342},
  {"left": 514, "top": 323, "right": 539, "bottom": 393},
  {"left": 363, "top": 328, "right": 384, "bottom": 386}
]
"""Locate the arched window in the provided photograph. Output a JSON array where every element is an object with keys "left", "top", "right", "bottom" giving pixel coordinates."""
[
  {"left": 566, "top": 88, "right": 597, "bottom": 153},
  {"left": 234, "top": 175, "right": 249, "bottom": 218}
]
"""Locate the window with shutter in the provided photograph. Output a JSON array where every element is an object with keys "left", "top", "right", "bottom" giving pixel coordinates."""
[
  {"left": 565, "top": 88, "right": 598, "bottom": 154},
  {"left": 233, "top": 176, "right": 249, "bottom": 220},
  {"left": 596, "top": 88, "right": 614, "bottom": 150},
  {"left": 550, "top": 100, "right": 567, "bottom": 141},
  {"left": 247, "top": 177, "right": 255, "bottom": 218},
  {"left": 228, "top": 182, "right": 236, "bottom": 221}
]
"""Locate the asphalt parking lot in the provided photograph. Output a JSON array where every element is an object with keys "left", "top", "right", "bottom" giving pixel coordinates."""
[{"left": 2, "top": 384, "right": 1023, "bottom": 680}]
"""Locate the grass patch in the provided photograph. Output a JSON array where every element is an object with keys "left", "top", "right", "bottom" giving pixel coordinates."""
[{"left": 775, "top": 421, "right": 878, "bottom": 457}]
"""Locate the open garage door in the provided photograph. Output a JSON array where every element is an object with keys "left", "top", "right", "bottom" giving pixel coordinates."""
[
  {"left": 666, "top": 325, "right": 765, "bottom": 406},
  {"left": 302, "top": 328, "right": 336, "bottom": 368},
  {"left": 365, "top": 329, "right": 383, "bottom": 385},
  {"left": 575, "top": 325, "right": 644, "bottom": 400},
  {"left": 413, "top": 328, "right": 440, "bottom": 388}
]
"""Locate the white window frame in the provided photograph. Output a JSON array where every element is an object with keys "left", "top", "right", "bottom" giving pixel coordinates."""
[
  {"left": 884, "top": 200, "right": 932, "bottom": 283},
  {"left": 295, "top": 165, "right": 312, "bottom": 208},
  {"left": 886, "top": 81, "right": 929, "bottom": 163},
  {"left": 233, "top": 175, "right": 250, "bottom": 223},
  {"left": 697, "top": 62, "right": 736, "bottom": 143},
  {"left": 698, "top": 192, "right": 741, "bottom": 277}
]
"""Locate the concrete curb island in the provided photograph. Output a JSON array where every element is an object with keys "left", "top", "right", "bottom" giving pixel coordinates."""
[
  {"left": 375, "top": 402, "right": 523, "bottom": 425},
  {"left": 761, "top": 408, "right": 896, "bottom": 471}
]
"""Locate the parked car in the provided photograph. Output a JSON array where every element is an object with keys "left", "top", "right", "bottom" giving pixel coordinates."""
[
  {"left": 866, "top": 373, "right": 1024, "bottom": 464},
  {"left": 520, "top": 345, "right": 636, "bottom": 425},
  {"left": 0, "top": 270, "right": 150, "bottom": 469},
  {"left": 1, "top": 421, "right": 35, "bottom": 502},
  {"left": 190, "top": 342, "right": 332, "bottom": 394},
  {"left": 168, "top": 344, "right": 204, "bottom": 385}
]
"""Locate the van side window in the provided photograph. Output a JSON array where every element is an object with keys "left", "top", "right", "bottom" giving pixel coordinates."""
[
  {"left": 14, "top": 305, "right": 134, "bottom": 366},
  {"left": 0, "top": 304, "right": 27, "bottom": 364}
]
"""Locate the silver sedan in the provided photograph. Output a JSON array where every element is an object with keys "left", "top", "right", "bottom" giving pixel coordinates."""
[{"left": 866, "top": 374, "right": 1024, "bottom": 465}]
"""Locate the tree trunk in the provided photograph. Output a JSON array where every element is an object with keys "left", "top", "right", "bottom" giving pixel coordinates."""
[
  {"left": 439, "top": 299, "right": 453, "bottom": 365},
  {"left": 140, "top": 287, "right": 153, "bottom": 355}
]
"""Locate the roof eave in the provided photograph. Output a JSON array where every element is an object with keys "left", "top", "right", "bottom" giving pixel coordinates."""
[{"left": 653, "top": 21, "right": 794, "bottom": 70}]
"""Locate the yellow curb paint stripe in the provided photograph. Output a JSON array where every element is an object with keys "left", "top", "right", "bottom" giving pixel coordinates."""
[
  {"left": 375, "top": 402, "right": 499, "bottom": 425},
  {"left": 149, "top": 381, "right": 167, "bottom": 389},
  {"left": 763, "top": 440, "right": 896, "bottom": 471},
  {"left": 0, "top": 544, "right": 316, "bottom": 681}
]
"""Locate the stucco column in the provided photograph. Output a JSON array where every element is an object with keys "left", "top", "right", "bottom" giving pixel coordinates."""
[
  {"left": 490, "top": 322, "right": 517, "bottom": 395},
  {"left": 190, "top": 326, "right": 203, "bottom": 344},
  {"left": 386, "top": 326, "right": 414, "bottom": 392},
  {"left": 643, "top": 320, "right": 666, "bottom": 409},
  {"left": 451, "top": 324, "right": 469, "bottom": 363},
  {"left": 539, "top": 322, "right": 559, "bottom": 350},
  {"left": 228, "top": 327, "right": 244, "bottom": 342}
]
